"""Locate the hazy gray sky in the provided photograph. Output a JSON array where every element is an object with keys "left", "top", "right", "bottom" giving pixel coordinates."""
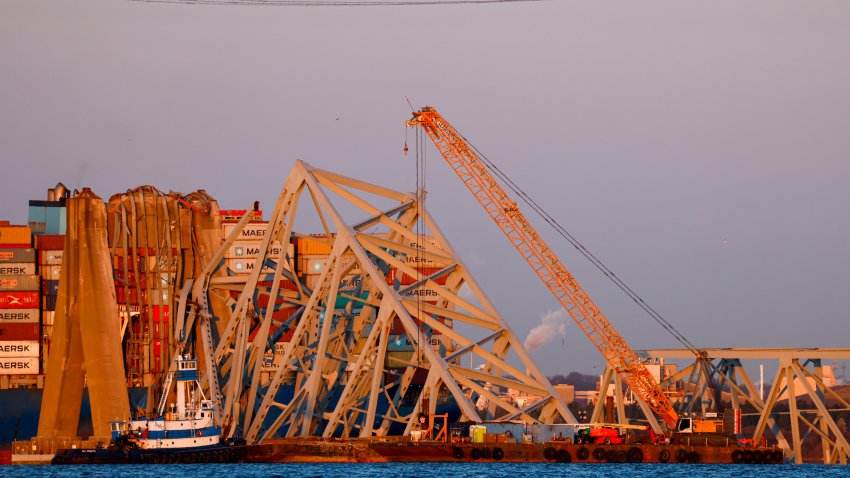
[{"left": 1, "top": 0, "right": 849, "bottom": 375}]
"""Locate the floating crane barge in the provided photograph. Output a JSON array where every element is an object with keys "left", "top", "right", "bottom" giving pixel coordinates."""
[{"left": 246, "top": 437, "right": 783, "bottom": 464}]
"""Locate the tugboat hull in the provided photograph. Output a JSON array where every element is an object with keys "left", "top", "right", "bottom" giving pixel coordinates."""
[{"left": 52, "top": 444, "right": 246, "bottom": 464}]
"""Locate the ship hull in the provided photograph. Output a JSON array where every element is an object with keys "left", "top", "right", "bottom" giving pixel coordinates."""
[{"left": 51, "top": 444, "right": 247, "bottom": 464}]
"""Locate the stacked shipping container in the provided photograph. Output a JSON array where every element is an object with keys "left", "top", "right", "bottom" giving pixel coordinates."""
[
  {"left": 385, "top": 234, "right": 450, "bottom": 366},
  {"left": 290, "top": 233, "right": 452, "bottom": 368},
  {"left": 221, "top": 211, "right": 297, "bottom": 348},
  {"left": 0, "top": 224, "right": 40, "bottom": 380},
  {"left": 113, "top": 247, "right": 176, "bottom": 374},
  {"left": 35, "top": 234, "right": 64, "bottom": 369}
]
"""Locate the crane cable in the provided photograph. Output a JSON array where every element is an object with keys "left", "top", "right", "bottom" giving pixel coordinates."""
[
  {"left": 462, "top": 136, "right": 700, "bottom": 355},
  {"left": 414, "top": 124, "right": 427, "bottom": 364}
]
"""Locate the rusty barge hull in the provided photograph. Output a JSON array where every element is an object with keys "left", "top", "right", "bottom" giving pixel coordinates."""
[{"left": 247, "top": 438, "right": 783, "bottom": 465}]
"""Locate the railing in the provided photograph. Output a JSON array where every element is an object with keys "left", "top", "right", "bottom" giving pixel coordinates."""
[{"left": 12, "top": 437, "right": 105, "bottom": 455}]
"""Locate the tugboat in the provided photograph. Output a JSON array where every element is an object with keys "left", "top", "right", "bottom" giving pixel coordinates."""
[{"left": 53, "top": 355, "right": 246, "bottom": 464}]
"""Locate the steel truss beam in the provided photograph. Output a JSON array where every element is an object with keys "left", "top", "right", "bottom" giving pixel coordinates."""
[
  {"left": 178, "top": 161, "right": 574, "bottom": 443},
  {"left": 597, "top": 348, "right": 850, "bottom": 464}
]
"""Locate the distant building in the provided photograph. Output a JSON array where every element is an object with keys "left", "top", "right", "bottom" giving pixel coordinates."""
[{"left": 553, "top": 384, "right": 575, "bottom": 405}]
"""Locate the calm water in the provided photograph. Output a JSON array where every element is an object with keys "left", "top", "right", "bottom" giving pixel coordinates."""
[{"left": 0, "top": 463, "right": 847, "bottom": 478}]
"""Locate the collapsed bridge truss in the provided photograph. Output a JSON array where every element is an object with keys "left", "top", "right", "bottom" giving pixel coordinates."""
[{"left": 178, "top": 160, "right": 575, "bottom": 443}]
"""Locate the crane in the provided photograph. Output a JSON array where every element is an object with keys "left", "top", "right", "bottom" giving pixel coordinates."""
[{"left": 406, "top": 106, "right": 681, "bottom": 429}]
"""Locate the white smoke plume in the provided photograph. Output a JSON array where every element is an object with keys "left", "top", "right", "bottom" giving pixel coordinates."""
[{"left": 524, "top": 309, "right": 568, "bottom": 352}]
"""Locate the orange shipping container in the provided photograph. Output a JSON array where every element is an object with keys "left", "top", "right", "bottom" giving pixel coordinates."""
[
  {"left": 0, "top": 226, "right": 32, "bottom": 246},
  {"left": 294, "top": 236, "right": 333, "bottom": 255}
]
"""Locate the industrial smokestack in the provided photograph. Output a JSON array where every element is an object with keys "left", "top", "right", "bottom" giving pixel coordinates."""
[{"left": 54, "top": 182, "right": 67, "bottom": 200}]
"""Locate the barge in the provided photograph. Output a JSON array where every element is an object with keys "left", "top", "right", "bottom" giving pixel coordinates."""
[{"left": 246, "top": 436, "right": 783, "bottom": 465}]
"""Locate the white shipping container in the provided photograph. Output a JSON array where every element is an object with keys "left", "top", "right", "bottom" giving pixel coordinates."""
[
  {"left": 0, "top": 356, "right": 39, "bottom": 375},
  {"left": 40, "top": 250, "right": 63, "bottom": 265},
  {"left": 0, "top": 308, "right": 40, "bottom": 324},
  {"left": 0, "top": 340, "right": 40, "bottom": 358},
  {"left": 0, "top": 275, "right": 40, "bottom": 292},
  {"left": 41, "top": 311, "right": 54, "bottom": 326},
  {"left": 225, "top": 241, "right": 293, "bottom": 260},
  {"left": 116, "top": 304, "right": 141, "bottom": 314},
  {"left": 298, "top": 256, "right": 327, "bottom": 275},
  {"left": 401, "top": 286, "right": 441, "bottom": 299},
  {"left": 226, "top": 259, "right": 276, "bottom": 275},
  {"left": 222, "top": 223, "right": 268, "bottom": 241},
  {"left": 0, "top": 263, "right": 36, "bottom": 276},
  {"left": 40, "top": 265, "right": 61, "bottom": 280}
]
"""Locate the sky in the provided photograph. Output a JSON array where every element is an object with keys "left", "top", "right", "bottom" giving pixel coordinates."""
[{"left": 1, "top": 0, "right": 849, "bottom": 377}]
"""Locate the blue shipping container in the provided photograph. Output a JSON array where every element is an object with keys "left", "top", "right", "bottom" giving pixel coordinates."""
[
  {"left": 42, "top": 280, "right": 59, "bottom": 296},
  {"left": 43, "top": 294, "right": 57, "bottom": 311}
]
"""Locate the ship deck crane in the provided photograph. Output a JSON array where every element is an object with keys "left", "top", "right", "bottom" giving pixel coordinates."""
[{"left": 406, "top": 106, "right": 680, "bottom": 429}]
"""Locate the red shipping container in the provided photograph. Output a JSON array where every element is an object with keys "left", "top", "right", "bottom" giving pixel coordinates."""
[
  {"left": 112, "top": 247, "right": 178, "bottom": 257},
  {"left": 397, "top": 267, "right": 448, "bottom": 286},
  {"left": 152, "top": 354, "right": 163, "bottom": 372},
  {"left": 152, "top": 339, "right": 162, "bottom": 356},
  {"left": 151, "top": 321, "right": 169, "bottom": 339},
  {"left": 254, "top": 293, "right": 289, "bottom": 309},
  {"left": 272, "top": 307, "right": 296, "bottom": 321},
  {"left": 0, "top": 244, "right": 32, "bottom": 249},
  {"left": 0, "top": 323, "right": 40, "bottom": 341},
  {"left": 219, "top": 209, "right": 262, "bottom": 219},
  {"left": 248, "top": 323, "right": 273, "bottom": 342},
  {"left": 151, "top": 305, "right": 169, "bottom": 323},
  {"left": 34, "top": 234, "right": 65, "bottom": 250},
  {"left": 131, "top": 320, "right": 169, "bottom": 339},
  {"left": 112, "top": 254, "right": 139, "bottom": 271},
  {"left": 0, "top": 291, "right": 39, "bottom": 309},
  {"left": 114, "top": 270, "right": 146, "bottom": 286},
  {"left": 115, "top": 287, "right": 140, "bottom": 305},
  {"left": 256, "top": 279, "right": 299, "bottom": 292}
]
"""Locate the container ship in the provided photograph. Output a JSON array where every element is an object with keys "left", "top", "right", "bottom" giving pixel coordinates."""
[{"left": 0, "top": 184, "right": 455, "bottom": 449}]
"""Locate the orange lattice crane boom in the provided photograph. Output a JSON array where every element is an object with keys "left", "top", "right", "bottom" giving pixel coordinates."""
[{"left": 407, "top": 106, "right": 679, "bottom": 429}]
